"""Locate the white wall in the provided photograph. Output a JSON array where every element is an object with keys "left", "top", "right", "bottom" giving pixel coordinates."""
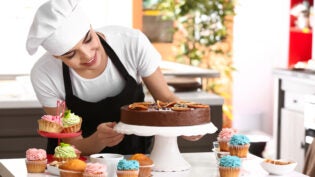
[
  {"left": 0, "top": 0, "right": 133, "bottom": 75},
  {"left": 232, "top": 0, "right": 290, "bottom": 135}
]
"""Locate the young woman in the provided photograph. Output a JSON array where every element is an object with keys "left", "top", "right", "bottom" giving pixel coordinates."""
[{"left": 27, "top": 0, "right": 200, "bottom": 155}]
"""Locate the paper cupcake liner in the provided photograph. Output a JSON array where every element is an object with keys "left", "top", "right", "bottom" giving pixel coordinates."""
[
  {"left": 59, "top": 169, "right": 83, "bottom": 177},
  {"left": 63, "top": 118, "right": 82, "bottom": 133},
  {"left": 53, "top": 156, "right": 78, "bottom": 162},
  {"left": 229, "top": 144, "right": 250, "bottom": 158},
  {"left": 38, "top": 119, "right": 63, "bottom": 133},
  {"left": 218, "top": 140, "right": 229, "bottom": 152},
  {"left": 139, "top": 164, "right": 154, "bottom": 177},
  {"left": 25, "top": 159, "right": 47, "bottom": 173},
  {"left": 83, "top": 172, "right": 107, "bottom": 177},
  {"left": 117, "top": 170, "right": 139, "bottom": 177},
  {"left": 219, "top": 166, "right": 240, "bottom": 177}
]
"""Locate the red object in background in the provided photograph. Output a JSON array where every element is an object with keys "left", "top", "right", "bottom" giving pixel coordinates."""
[
  {"left": 288, "top": 28, "right": 313, "bottom": 67},
  {"left": 288, "top": 0, "right": 313, "bottom": 68}
]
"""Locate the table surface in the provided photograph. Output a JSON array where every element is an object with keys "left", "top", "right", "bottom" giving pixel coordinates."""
[{"left": 0, "top": 152, "right": 309, "bottom": 177}]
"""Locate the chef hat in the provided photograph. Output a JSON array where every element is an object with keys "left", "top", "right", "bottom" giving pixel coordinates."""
[{"left": 26, "top": 0, "right": 90, "bottom": 56}]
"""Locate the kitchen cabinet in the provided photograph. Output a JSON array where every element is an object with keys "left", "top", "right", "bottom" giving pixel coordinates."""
[
  {"left": 280, "top": 108, "right": 305, "bottom": 172},
  {"left": 0, "top": 108, "right": 47, "bottom": 158},
  {"left": 273, "top": 68, "right": 315, "bottom": 172}
]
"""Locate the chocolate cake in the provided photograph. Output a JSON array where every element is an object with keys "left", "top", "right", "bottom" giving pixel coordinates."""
[{"left": 120, "top": 101, "right": 211, "bottom": 126}]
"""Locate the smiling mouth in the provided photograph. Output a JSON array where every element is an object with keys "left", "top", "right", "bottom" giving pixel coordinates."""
[
  {"left": 83, "top": 53, "right": 97, "bottom": 66},
  {"left": 87, "top": 57, "right": 95, "bottom": 64}
]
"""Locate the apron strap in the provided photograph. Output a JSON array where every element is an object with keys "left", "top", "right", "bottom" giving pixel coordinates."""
[
  {"left": 62, "top": 63, "right": 73, "bottom": 97},
  {"left": 97, "top": 34, "right": 130, "bottom": 80}
]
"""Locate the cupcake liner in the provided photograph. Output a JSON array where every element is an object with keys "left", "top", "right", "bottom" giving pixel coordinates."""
[
  {"left": 38, "top": 119, "right": 63, "bottom": 133},
  {"left": 63, "top": 118, "right": 82, "bottom": 133},
  {"left": 25, "top": 159, "right": 47, "bottom": 173},
  {"left": 117, "top": 170, "right": 139, "bottom": 177},
  {"left": 218, "top": 140, "right": 229, "bottom": 152},
  {"left": 83, "top": 172, "right": 107, "bottom": 177},
  {"left": 139, "top": 164, "right": 154, "bottom": 177},
  {"left": 229, "top": 144, "right": 250, "bottom": 158},
  {"left": 59, "top": 169, "right": 83, "bottom": 177},
  {"left": 219, "top": 166, "right": 240, "bottom": 177},
  {"left": 53, "top": 156, "right": 78, "bottom": 162}
]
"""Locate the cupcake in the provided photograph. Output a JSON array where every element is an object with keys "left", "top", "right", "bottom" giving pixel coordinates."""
[
  {"left": 116, "top": 159, "right": 139, "bottom": 177},
  {"left": 38, "top": 114, "right": 63, "bottom": 133},
  {"left": 129, "top": 153, "right": 154, "bottom": 177},
  {"left": 229, "top": 134, "right": 250, "bottom": 158},
  {"left": 54, "top": 142, "right": 78, "bottom": 162},
  {"left": 25, "top": 148, "right": 47, "bottom": 173},
  {"left": 217, "top": 128, "right": 237, "bottom": 152},
  {"left": 62, "top": 110, "right": 82, "bottom": 133},
  {"left": 83, "top": 162, "right": 107, "bottom": 177},
  {"left": 59, "top": 159, "right": 86, "bottom": 177},
  {"left": 219, "top": 155, "right": 241, "bottom": 177}
]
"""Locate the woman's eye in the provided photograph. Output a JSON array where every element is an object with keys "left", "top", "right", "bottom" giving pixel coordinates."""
[
  {"left": 84, "top": 36, "right": 92, "bottom": 43},
  {"left": 66, "top": 52, "right": 75, "bottom": 59}
]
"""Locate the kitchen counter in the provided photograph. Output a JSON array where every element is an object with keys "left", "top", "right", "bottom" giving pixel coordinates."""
[
  {"left": 273, "top": 68, "right": 315, "bottom": 172},
  {"left": 0, "top": 152, "right": 308, "bottom": 177}
]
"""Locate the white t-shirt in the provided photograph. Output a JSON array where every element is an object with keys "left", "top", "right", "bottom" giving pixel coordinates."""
[{"left": 31, "top": 26, "right": 161, "bottom": 107}]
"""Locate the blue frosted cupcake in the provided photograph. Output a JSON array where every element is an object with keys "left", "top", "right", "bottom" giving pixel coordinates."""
[
  {"left": 229, "top": 134, "right": 250, "bottom": 158},
  {"left": 219, "top": 155, "right": 241, "bottom": 177},
  {"left": 116, "top": 159, "right": 139, "bottom": 177}
]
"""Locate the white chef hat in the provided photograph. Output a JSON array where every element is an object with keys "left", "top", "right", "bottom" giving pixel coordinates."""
[{"left": 26, "top": 0, "right": 90, "bottom": 56}]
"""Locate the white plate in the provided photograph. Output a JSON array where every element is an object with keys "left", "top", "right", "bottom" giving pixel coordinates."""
[{"left": 47, "top": 165, "right": 59, "bottom": 176}]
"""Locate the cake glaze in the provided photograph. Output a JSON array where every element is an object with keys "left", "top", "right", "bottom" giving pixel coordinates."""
[{"left": 120, "top": 101, "right": 211, "bottom": 126}]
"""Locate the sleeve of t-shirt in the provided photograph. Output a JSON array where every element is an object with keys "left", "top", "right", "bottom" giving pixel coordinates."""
[
  {"left": 30, "top": 57, "right": 63, "bottom": 108},
  {"left": 134, "top": 30, "right": 162, "bottom": 77}
]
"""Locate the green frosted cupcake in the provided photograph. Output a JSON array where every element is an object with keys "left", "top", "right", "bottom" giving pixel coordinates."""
[
  {"left": 53, "top": 142, "right": 78, "bottom": 162},
  {"left": 62, "top": 110, "right": 82, "bottom": 133}
]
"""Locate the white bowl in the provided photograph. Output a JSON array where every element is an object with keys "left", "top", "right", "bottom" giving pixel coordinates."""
[
  {"left": 260, "top": 159, "right": 297, "bottom": 175},
  {"left": 90, "top": 153, "right": 124, "bottom": 177}
]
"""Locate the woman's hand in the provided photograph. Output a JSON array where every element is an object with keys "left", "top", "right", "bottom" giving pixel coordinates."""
[
  {"left": 181, "top": 135, "right": 204, "bottom": 141},
  {"left": 96, "top": 122, "right": 124, "bottom": 147}
]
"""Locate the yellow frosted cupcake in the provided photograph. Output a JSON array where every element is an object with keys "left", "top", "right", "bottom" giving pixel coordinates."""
[
  {"left": 117, "top": 159, "right": 139, "bottom": 177},
  {"left": 62, "top": 110, "right": 82, "bottom": 133},
  {"left": 25, "top": 148, "right": 47, "bottom": 173},
  {"left": 219, "top": 155, "right": 241, "bottom": 177}
]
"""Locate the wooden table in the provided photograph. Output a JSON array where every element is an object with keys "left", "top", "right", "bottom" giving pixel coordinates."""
[{"left": 0, "top": 152, "right": 309, "bottom": 177}]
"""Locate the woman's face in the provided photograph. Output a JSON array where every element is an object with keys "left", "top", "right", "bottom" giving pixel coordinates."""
[{"left": 55, "top": 27, "right": 106, "bottom": 76}]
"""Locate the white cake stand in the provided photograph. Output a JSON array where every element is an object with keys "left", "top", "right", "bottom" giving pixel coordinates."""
[{"left": 114, "top": 122, "right": 217, "bottom": 172}]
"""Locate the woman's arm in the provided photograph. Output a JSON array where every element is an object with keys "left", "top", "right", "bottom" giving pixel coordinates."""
[{"left": 142, "top": 67, "right": 179, "bottom": 102}]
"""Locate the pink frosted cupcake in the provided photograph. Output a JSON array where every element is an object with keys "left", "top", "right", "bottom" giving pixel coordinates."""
[
  {"left": 38, "top": 115, "right": 63, "bottom": 133},
  {"left": 217, "top": 128, "right": 237, "bottom": 152},
  {"left": 25, "top": 148, "right": 47, "bottom": 173},
  {"left": 83, "top": 162, "right": 107, "bottom": 177}
]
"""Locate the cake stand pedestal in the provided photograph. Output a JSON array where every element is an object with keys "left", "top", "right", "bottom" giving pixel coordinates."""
[{"left": 114, "top": 122, "right": 217, "bottom": 172}]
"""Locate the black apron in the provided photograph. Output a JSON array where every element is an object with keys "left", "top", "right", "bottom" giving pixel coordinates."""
[{"left": 46, "top": 35, "right": 152, "bottom": 155}]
